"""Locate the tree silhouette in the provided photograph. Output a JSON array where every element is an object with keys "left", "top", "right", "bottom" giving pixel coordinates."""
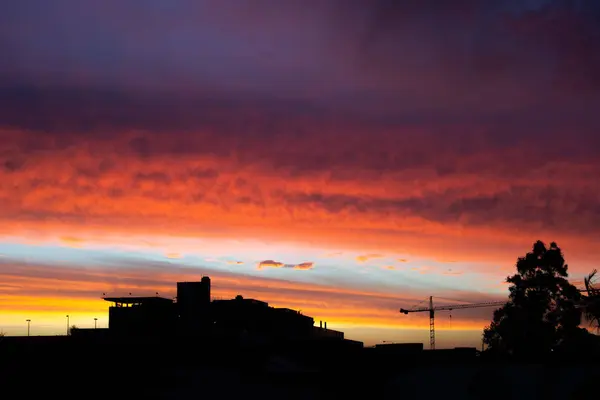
[
  {"left": 483, "top": 241, "right": 584, "bottom": 358},
  {"left": 583, "top": 269, "right": 600, "bottom": 332}
]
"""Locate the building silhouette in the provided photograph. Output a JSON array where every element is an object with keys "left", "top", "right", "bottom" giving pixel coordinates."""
[
  {"left": 104, "top": 296, "right": 176, "bottom": 337},
  {"left": 177, "top": 276, "right": 211, "bottom": 333},
  {"left": 212, "top": 295, "right": 315, "bottom": 341},
  {"left": 96, "top": 276, "right": 355, "bottom": 346}
]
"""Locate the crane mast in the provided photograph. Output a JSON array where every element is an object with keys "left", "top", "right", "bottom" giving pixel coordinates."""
[
  {"left": 428, "top": 296, "right": 434, "bottom": 350},
  {"left": 400, "top": 296, "right": 505, "bottom": 350}
]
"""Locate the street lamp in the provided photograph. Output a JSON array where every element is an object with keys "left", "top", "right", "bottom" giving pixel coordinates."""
[
  {"left": 94, "top": 318, "right": 98, "bottom": 329},
  {"left": 26, "top": 319, "right": 31, "bottom": 336},
  {"left": 66, "top": 315, "right": 69, "bottom": 335}
]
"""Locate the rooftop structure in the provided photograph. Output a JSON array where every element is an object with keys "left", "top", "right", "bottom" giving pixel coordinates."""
[
  {"left": 104, "top": 296, "right": 176, "bottom": 336},
  {"left": 103, "top": 297, "right": 174, "bottom": 306}
]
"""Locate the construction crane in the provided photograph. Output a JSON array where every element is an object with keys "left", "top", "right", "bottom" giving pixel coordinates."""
[
  {"left": 401, "top": 292, "right": 597, "bottom": 350},
  {"left": 400, "top": 296, "right": 504, "bottom": 350}
]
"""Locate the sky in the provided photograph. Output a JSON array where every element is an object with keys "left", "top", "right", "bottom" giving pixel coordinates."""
[{"left": 1, "top": 0, "right": 600, "bottom": 347}]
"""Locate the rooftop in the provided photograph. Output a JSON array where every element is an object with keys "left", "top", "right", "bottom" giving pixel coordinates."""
[
  {"left": 213, "top": 296, "right": 269, "bottom": 307},
  {"left": 103, "top": 296, "right": 174, "bottom": 304}
]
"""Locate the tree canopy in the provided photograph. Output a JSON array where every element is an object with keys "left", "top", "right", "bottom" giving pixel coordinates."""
[
  {"left": 483, "top": 240, "right": 585, "bottom": 358},
  {"left": 583, "top": 269, "right": 600, "bottom": 332}
]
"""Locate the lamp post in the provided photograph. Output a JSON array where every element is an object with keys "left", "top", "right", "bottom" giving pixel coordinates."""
[
  {"left": 94, "top": 318, "right": 98, "bottom": 329},
  {"left": 26, "top": 319, "right": 31, "bottom": 336},
  {"left": 66, "top": 315, "right": 69, "bottom": 335}
]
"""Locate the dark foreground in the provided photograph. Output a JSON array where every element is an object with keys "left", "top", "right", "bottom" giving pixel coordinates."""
[{"left": 1, "top": 336, "right": 599, "bottom": 399}]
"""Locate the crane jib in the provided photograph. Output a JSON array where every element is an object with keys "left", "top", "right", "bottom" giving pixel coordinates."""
[{"left": 398, "top": 299, "right": 505, "bottom": 350}]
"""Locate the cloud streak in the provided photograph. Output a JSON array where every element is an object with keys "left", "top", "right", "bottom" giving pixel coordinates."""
[
  {"left": 256, "top": 260, "right": 314, "bottom": 270},
  {"left": 356, "top": 254, "right": 384, "bottom": 263}
]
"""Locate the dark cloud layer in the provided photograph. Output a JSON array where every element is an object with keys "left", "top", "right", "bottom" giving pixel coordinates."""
[
  {"left": 1, "top": 0, "right": 600, "bottom": 264},
  {"left": 1, "top": 1, "right": 599, "bottom": 165},
  {"left": 2, "top": 0, "right": 600, "bottom": 123}
]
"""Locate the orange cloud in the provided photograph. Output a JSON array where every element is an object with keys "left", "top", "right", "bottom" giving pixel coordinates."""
[
  {"left": 356, "top": 254, "right": 385, "bottom": 263},
  {"left": 256, "top": 260, "right": 314, "bottom": 270},
  {"left": 257, "top": 260, "right": 285, "bottom": 269},
  {"left": 294, "top": 262, "right": 314, "bottom": 270},
  {"left": 165, "top": 253, "right": 182, "bottom": 259},
  {"left": 59, "top": 236, "right": 85, "bottom": 248},
  {"left": 6, "top": 125, "right": 600, "bottom": 271},
  {"left": 382, "top": 266, "right": 396, "bottom": 270},
  {"left": 2, "top": 126, "right": 600, "bottom": 274},
  {"left": 226, "top": 260, "right": 244, "bottom": 265}
]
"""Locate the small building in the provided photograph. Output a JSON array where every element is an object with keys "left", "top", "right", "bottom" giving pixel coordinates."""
[{"left": 104, "top": 296, "right": 176, "bottom": 337}]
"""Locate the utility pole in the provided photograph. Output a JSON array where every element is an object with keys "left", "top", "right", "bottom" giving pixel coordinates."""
[
  {"left": 94, "top": 318, "right": 97, "bottom": 329},
  {"left": 26, "top": 319, "right": 31, "bottom": 336},
  {"left": 66, "top": 315, "right": 69, "bottom": 335}
]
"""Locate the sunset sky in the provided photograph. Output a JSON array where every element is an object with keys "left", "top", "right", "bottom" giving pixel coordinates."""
[{"left": 1, "top": 0, "right": 600, "bottom": 347}]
